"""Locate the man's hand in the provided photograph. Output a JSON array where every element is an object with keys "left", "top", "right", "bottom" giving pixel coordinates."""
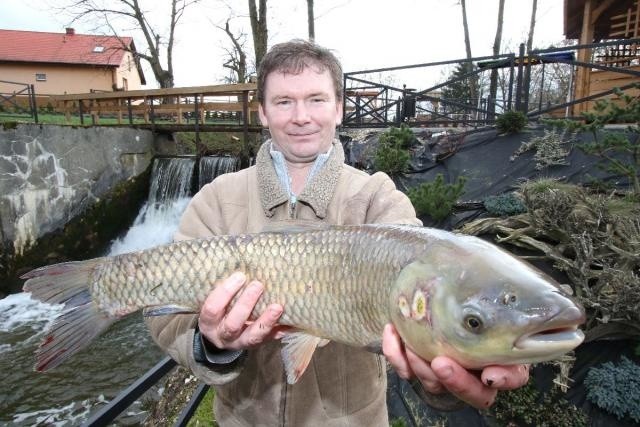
[
  {"left": 382, "top": 324, "right": 530, "bottom": 409},
  {"left": 198, "top": 272, "right": 285, "bottom": 351}
]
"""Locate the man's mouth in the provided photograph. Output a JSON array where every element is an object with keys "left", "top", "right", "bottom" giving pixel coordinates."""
[{"left": 289, "top": 130, "right": 319, "bottom": 137}]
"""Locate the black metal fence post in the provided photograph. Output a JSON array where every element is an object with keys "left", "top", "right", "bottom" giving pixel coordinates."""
[
  {"left": 194, "top": 94, "right": 201, "bottom": 154},
  {"left": 515, "top": 43, "right": 525, "bottom": 112},
  {"left": 507, "top": 54, "right": 515, "bottom": 111}
]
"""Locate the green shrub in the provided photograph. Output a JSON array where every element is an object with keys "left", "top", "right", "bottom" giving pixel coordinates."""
[
  {"left": 547, "top": 89, "right": 640, "bottom": 194},
  {"left": 378, "top": 123, "right": 417, "bottom": 149},
  {"left": 483, "top": 192, "right": 527, "bottom": 216},
  {"left": 407, "top": 174, "right": 466, "bottom": 221},
  {"left": 584, "top": 356, "right": 640, "bottom": 422},
  {"left": 496, "top": 110, "right": 528, "bottom": 134},
  {"left": 373, "top": 126, "right": 412, "bottom": 176}
]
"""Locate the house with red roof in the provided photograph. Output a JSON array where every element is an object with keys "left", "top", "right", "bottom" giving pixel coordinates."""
[{"left": 0, "top": 28, "right": 146, "bottom": 101}]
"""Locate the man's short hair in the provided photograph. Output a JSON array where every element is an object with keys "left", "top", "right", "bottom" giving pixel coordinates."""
[{"left": 257, "top": 39, "right": 343, "bottom": 104}]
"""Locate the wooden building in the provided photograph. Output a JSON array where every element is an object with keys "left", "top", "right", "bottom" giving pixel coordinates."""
[
  {"left": 0, "top": 28, "right": 146, "bottom": 104},
  {"left": 564, "top": 0, "right": 640, "bottom": 114}
]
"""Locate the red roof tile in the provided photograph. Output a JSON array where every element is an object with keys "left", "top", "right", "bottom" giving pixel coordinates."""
[{"left": 0, "top": 28, "right": 135, "bottom": 67}]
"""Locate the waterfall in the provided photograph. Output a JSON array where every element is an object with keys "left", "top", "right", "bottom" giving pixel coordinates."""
[
  {"left": 2, "top": 155, "right": 246, "bottom": 426},
  {"left": 198, "top": 156, "right": 239, "bottom": 189},
  {"left": 108, "top": 157, "right": 195, "bottom": 255}
]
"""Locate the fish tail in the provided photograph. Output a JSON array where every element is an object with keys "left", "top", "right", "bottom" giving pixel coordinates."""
[{"left": 21, "top": 258, "right": 116, "bottom": 372}]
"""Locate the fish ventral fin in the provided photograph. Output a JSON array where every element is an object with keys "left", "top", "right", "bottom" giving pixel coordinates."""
[
  {"left": 143, "top": 305, "right": 197, "bottom": 316},
  {"left": 281, "top": 331, "right": 330, "bottom": 384},
  {"left": 21, "top": 258, "right": 118, "bottom": 371}
]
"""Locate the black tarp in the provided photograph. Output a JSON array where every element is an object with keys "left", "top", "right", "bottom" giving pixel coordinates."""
[{"left": 342, "top": 125, "right": 640, "bottom": 426}]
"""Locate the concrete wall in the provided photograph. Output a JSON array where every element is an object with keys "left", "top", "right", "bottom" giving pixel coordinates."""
[{"left": 0, "top": 124, "right": 159, "bottom": 255}]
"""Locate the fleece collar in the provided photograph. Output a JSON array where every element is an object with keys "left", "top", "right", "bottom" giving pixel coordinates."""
[{"left": 256, "top": 139, "right": 344, "bottom": 218}]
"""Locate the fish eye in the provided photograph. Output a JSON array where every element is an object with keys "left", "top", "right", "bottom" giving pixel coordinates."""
[{"left": 464, "top": 314, "right": 483, "bottom": 333}]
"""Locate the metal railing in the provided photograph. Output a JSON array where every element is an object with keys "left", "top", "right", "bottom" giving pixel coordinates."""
[
  {"left": 0, "top": 79, "right": 38, "bottom": 123},
  {"left": 342, "top": 38, "right": 640, "bottom": 128},
  {"left": 81, "top": 356, "right": 211, "bottom": 427}
]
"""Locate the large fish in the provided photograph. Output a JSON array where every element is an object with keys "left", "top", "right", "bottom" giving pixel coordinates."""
[{"left": 22, "top": 224, "right": 585, "bottom": 383}]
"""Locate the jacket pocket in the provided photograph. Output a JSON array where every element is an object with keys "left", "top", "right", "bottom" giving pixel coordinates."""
[{"left": 313, "top": 343, "right": 384, "bottom": 419}]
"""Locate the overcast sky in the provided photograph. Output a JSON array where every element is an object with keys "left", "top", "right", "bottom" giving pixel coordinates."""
[{"left": 1, "top": 0, "right": 566, "bottom": 88}]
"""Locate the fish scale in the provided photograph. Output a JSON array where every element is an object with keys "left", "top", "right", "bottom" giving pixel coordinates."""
[{"left": 22, "top": 224, "right": 586, "bottom": 377}]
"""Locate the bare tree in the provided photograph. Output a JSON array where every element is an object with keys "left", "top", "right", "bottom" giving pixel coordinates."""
[
  {"left": 248, "top": 0, "right": 268, "bottom": 67},
  {"left": 307, "top": 0, "right": 315, "bottom": 40},
  {"left": 526, "top": 0, "right": 538, "bottom": 54},
  {"left": 61, "top": 0, "right": 201, "bottom": 88},
  {"left": 217, "top": 19, "right": 251, "bottom": 84},
  {"left": 459, "top": 0, "right": 477, "bottom": 101},
  {"left": 488, "top": 0, "right": 505, "bottom": 115},
  {"left": 460, "top": 0, "right": 472, "bottom": 62},
  {"left": 523, "top": 0, "right": 538, "bottom": 109}
]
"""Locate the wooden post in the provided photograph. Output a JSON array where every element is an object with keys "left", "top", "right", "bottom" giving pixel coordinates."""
[
  {"left": 242, "top": 90, "right": 249, "bottom": 151},
  {"left": 573, "top": 0, "right": 615, "bottom": 115}
]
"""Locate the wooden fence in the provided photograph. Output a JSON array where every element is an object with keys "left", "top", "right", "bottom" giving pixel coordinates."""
[{"left": 50, "top": 83, "right": 259, "bottom": 126}]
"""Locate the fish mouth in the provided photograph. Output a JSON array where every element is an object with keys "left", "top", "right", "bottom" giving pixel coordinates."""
[{"left": 514, "top": 306, "right": 586, "bottom": 352}]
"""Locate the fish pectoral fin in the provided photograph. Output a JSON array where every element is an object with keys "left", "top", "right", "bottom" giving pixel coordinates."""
[
  {"left": 280, "top": 332, "right": 330, "bottom": 384},
  {"left": 143, "top": 304, "right": 197, "bottom": 316}
]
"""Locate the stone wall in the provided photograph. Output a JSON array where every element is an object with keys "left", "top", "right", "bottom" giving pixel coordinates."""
[{"left": 0, "top": 124, "right": 159, "bottom": 256}]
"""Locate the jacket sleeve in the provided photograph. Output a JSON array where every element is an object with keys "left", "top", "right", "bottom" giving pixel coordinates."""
[
  {"left": 144, "top": 181, "right": 246, "bottom": 386},
  {"left": 363, "top": 172, "right": 422, "bottom": 226}
]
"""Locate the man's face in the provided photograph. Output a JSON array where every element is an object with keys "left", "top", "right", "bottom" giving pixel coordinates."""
[{"left": 259, "top": 66, "right": 343, "bottom": 164}]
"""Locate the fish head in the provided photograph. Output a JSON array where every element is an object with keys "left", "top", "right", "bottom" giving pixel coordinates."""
[{"left": 389, "top": 232, "right": 586, "bottom": 369}]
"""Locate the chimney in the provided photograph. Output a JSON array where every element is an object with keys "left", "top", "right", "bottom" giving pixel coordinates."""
[{"left": 65, "top": 28, "right": 75, "bottom": 35}]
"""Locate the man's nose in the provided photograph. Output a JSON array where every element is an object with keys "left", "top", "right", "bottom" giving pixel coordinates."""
[{"left": 292, "top": 102, "right": 311, "bottom": 124}]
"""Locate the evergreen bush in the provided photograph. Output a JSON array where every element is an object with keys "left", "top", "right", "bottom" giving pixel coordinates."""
[
  {"left": 546, "top": 88, "right": 640, "bottom": 194},
  {"left": 584, "top": 356, "right": 640, "bottom": 423},
  {"left": 373, "top": 125, "right": 411, "bottom": 176},
  {"left": 378, "top": 123, "right": 417, "bottom": 149},
  {"left": 483, "top": 192, "right": 527, "bottom": 216},
  {"left": 407, "top": 174, "right": 466, "bottom": 221},
  {"left": 496, "top": 110, "right": 528, "bottom": 134}
]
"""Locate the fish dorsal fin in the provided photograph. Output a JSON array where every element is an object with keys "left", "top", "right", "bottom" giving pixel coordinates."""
[
  {"left": 280, "top": 331, "right": 330, "bottom": 384},
  {"left": 262, "top": 220, "right": 331, "bottom": 234}
]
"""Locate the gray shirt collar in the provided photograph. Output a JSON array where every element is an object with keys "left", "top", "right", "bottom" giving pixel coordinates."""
[{"left": 269, "top": 142, "right": 334, "bottom": 197}]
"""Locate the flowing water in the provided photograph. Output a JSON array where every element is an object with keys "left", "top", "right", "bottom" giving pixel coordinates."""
[{"left": 0, "top": 156, "right": 238, "bottom": 426}]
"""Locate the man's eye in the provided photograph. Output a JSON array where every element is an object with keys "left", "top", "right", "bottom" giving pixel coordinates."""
[{"left": 276, "top": 99, "right": 291, "bottom": 106}]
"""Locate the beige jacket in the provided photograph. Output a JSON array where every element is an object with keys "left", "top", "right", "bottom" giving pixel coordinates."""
[{"left": 146, "top": 140, "right": 421, "bottom": 427}]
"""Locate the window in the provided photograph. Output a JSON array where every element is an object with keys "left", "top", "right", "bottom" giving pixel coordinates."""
[
  {"left": 35, "top": 73, "right": 46, "bottom": 81},
  {"left": 93, "top": 46, "right": 105, "bottom": 53}
]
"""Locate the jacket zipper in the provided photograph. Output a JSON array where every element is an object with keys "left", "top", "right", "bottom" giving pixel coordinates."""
[{"left": 288, "top": 195, "right": 297, "bottom": 219}]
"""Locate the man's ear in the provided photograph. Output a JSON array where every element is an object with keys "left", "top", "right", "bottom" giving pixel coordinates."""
[
  {"left": 335, "top": 99, "right": 343, "bottom": 126},
  {"left": 258, "top": 103, "right": 268, "bottom": 126}
]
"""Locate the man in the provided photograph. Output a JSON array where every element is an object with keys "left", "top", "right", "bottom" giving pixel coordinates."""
[{"left": 146, "top": 39, "right": 528, "bottom": 426}]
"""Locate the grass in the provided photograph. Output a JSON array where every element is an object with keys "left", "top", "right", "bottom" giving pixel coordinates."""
[{"left": 185, "top": 388, "right": 217, "bottom": 427}]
